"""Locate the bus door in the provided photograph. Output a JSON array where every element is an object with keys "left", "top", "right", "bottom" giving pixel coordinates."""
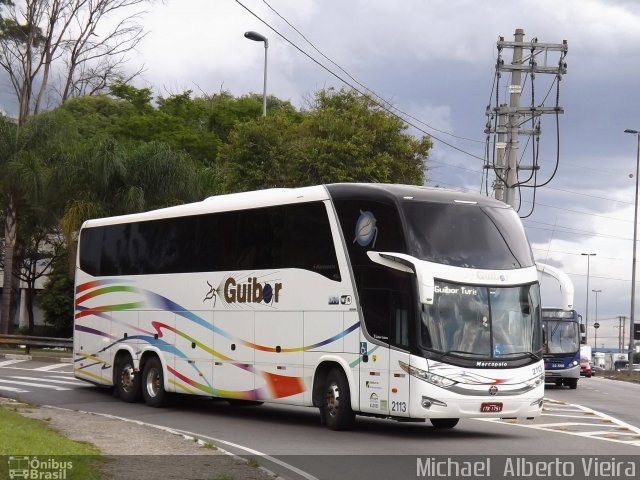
[
  {"left": 359, "top": 287, "right": 390, "bottom": 415},
  {"left": 389, "top": 308, "right": 411, "bottom": 418}
]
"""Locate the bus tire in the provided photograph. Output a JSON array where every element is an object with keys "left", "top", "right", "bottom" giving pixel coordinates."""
[
  {"left": 321, "top": 368, "right": 355, "bottom": 431},
  {"left": 430, "top": 418, "right": 459, "bottom": 429},
  {"left": 567, "top": 378, "right": 578, "bottom": 390},
  {"left": 115, "top": 354, "right": 141, "bottom": 403},
  {"left": 142, "top": 357, "right": 166, "bottom": 407}
]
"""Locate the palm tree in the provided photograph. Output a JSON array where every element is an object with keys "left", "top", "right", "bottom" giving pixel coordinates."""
[
  {"left": 0, "top": 115, "right": 18, "bottom": 334},
  {"left": 0, "top": 110, "right": 78, "bottom": 333}
]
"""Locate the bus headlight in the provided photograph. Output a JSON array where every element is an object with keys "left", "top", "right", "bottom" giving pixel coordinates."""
[
  {"left": 572, "top": 360, "right": 578, "bottom": 366},
  {"left": 399, "top": 361, "right": 457, "bottom": 388},
  {"left": 526, "top": 374, "right": 545, "bottom": 388}
]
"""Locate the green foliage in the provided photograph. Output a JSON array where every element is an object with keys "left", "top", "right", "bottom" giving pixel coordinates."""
[
  {"left": 59, "top": 95, "right": 135, "bottom": 138},
  {"left": 207, "top": 92, "right": 299, "bottom": 143},
  {"left": 109, "top": 81, "right": 153, "bottom": 111},
  {"left": 218, "top": 112, "right": 301, "bottom": 192},
  {"left": 218, "top": 88, "right": 430, "bottom": 192},
  {"left": 39, "top": 253, "right": 74, "bottom": 335}
]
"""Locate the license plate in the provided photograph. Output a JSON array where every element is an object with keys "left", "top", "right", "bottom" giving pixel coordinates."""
[{"left": 480, "top": 402, "right": 503, "bottom": 413}]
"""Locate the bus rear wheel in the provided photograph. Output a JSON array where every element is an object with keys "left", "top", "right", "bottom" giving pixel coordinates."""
[
  {"left": 142, "top": 357, "right": 166, "bottom": 407},
  {"left": 115, "top": 355, "right": 141, "bottom": 403},
  {"left": 321, "top": 368, "right": 355, "bottom": 431},
  {"left": 430, "top": 418, "right": 459, "bottom": 429}
]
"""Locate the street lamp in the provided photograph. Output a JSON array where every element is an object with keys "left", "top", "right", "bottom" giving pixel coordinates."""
[
  {"left": 592, "top": 289, "right": 601, "bottom": 350},
  {"left": 244, "top": 30, "right": 268, "bottom": 117},
  {"left": 624, "top": 128, "right": 640, "bottom": 372},
  {"left": 581, "top": 252, "right": 596, "bottom": 342}
]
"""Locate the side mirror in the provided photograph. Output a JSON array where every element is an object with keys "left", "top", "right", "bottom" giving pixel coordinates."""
[
  {"left": 536, "top": 262, "right": 574, "bottom": 310},
  {"left": 367, "top": 251, "right": 434, "bottom": 304}
]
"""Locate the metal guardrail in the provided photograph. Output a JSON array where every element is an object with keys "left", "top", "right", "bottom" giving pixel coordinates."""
[{"left": 0, "top": 334, "right": 72, "bottom": 354}]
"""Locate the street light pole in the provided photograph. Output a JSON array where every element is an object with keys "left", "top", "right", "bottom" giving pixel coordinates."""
[
  {"left": 624, "top": 128, "right": 640, "bottom": 371},
  {"left": 244, "top": 31, "right": 269, "bottom": 116},
  {"left": 581, "top": 253, "right": 596, "bottom": 342},
  {"left": 592, "top": 289, "right": 601, "bottom": 350}
]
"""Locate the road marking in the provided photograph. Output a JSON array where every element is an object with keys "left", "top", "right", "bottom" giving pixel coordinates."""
[
  {"left": 0, "top": 360, "right": 28, "bottom": 367},
  {"left": 0, "top": 379, "right": 70, "bottom": 391},
  {"left": 172, "top": 428, "right": 320, "bottom": 480},
  {"left": 33, "top": 363, "right": 72, "bottom": 371},
  {"left": 7, "top": 376, "right": 88, "bottom": 386},
  {"left": 479, "top": 398, "right": 640, "bottom": 447},
  {"left": 0, "top": 385, "right": 29, "bottom": 393},
  {"left": 42, "top": 405, "right": 319, "bottom": 480}
]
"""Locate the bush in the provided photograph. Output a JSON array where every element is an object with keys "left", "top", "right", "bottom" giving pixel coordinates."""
[{"left": 39, "top": 256, "right": 74, "bottom": 336}]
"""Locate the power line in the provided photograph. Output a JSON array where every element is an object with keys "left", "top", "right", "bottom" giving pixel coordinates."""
[
  {"left": 524, "top": 223, "right": 631, "bottom": 241},
  {"left": 541, "top": 185, "right": 634, "bottom": 205},
  {"left": 262, "top": 0, "right": 483, "bottom": 145},
  {"left": 234, "top": 0, "right": 487, "bottom": 161},
  {"left": 530, "top": 247, "right": 624, "bottom": 262},
  {"left": 520, "top": 200, "right": 632, "bottom": 223}
]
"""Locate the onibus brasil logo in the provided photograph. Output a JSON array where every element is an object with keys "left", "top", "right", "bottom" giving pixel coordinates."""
[{"left": 8, "top": 456, "right": 73, "bottom": 479}]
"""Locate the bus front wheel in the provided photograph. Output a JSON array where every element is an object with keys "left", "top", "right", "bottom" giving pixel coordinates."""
[
  {"left": 430, "top": 418, "right": 459, "bottom": 429},
  {"left": 142, "top": 357, "right": 166, "bottom": 407},
  {"left": 321, "top": 368, "right": 355, "bottom": 431}
]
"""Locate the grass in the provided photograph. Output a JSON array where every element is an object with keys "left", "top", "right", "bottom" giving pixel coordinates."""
[
  {"left": 0, "top": 404, "right": 104, "bottom": 479},
  {"left": 596, "top": 371, "right": 640, "bottom": 383}
]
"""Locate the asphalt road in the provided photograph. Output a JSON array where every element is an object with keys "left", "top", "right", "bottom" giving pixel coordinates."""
[{"left": 1, "top": 359, "right": 639, "bottom": 480}]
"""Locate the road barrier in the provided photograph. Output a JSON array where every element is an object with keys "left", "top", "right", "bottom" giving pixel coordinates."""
[{"left": 0, "top": 334, "right": 72, "bottom": 354}]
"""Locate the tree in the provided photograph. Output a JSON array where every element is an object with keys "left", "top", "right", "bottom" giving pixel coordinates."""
[
  {"left": 0, "top": 0, "right": 148, "bottom": 334},
  {"left": 0, "top": 109, "right": 78, "bottom": 333},
  {"left": 217, "top": 88, "right": 431, "bottom": 192},
  {"left": 0, "top": 114, "right": 17, "bottom": 334},
  {"left": 0, "top": 0, "right": 148, "bottom": 121},
  {"left": 299, "top": 88, "right": 430, "bottom": 185}
]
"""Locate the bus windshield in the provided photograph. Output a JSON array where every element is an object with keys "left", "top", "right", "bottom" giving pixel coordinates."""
[
  {"left": 403, "top": 202, "right": 535, "bottom": 270},
  {"left": 420, "top": 281, "right": 542, "bottom": 359},
  {"left": 542, "top": 320, "right": 579, "bottom": 355}
]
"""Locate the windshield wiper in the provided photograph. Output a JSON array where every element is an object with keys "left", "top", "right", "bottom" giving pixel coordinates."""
[
  {"left": 442, "top": 350, "right": 486, "bottom": 357},
  {"left": 498, "top": 351, "right": 540, "bottom": 361}
]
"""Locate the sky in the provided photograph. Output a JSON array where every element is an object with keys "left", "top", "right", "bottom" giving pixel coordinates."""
[{"left": 3, "top": 0, "right": 640, "bottom": 349}]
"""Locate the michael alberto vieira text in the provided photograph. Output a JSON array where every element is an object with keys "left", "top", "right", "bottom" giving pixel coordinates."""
[{"left": 416, "top": 457, "right": 637, "bottom": 478}]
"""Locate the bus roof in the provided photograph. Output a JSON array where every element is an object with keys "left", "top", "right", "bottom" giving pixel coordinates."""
[{"left": 80, "top": 183, "right": 511, "bottom": 229}]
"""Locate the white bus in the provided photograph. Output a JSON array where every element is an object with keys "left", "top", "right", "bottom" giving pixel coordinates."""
[{"left": 74, "top": 183, "right": 547, "bottom": 430}]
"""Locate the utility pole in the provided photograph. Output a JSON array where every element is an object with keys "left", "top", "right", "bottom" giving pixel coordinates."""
[
  {"left": 617, "top": 316, "right": 627, "bottom": 352},
  {"left": 486, "top": 29, "right": 568, "bottom": 208},
  {"left": 615, "top": 316, "right": 628, "bottom": 353}
]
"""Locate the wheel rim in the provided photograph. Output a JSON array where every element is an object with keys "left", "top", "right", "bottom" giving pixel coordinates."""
[
  {"left": 325, "top": 381, "right": 340, "bottom": 417},
  {"left": 146, "top": 367, "right": 161, "bottom": 398},
  {"left": 120, "top": 364, "right": 135, "bottom": 393}
]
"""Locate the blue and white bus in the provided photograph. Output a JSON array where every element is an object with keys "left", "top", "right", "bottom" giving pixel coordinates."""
[
  {"left": 542, "top": 308, "right": 582, "bottom": 389},
  {"left": 74, "top": 183, "right": 549, "bottom": 430}
]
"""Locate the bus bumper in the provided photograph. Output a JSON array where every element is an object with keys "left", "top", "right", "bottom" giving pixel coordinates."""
[
  {"left": 544, "top": 364, "right": 581, "bottom": 380},
  {"left": 408, "top": 381, "right": 545, "bottom": 420}
]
